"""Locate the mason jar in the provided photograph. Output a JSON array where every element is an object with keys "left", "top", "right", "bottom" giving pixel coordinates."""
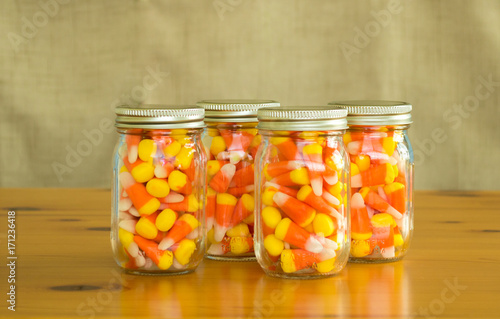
[
  {"left": 254, "top": 106, "right": 350, "bottom": 278},
  {"left": 329, "top": 100, "right": 414, "bottom": 263},
  {"left": 111, "top": 105, "right": 207, "bottom": 274},
  {"left": 198, "top": 100, "right": 279, "bottom": 261}
]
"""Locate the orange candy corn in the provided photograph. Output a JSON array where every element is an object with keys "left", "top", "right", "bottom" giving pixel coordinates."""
[
  {"left": 275, "top": 218, "right": 323, "bottom": 253},
  {"left": 162, "top": 194, "right": 198, "bottom": 213},
  {"left": 154, "top": 161, "right": 174, "bottom": 179},
  {"left": 270, "top": 137, "right": 300, "bottom": 160},
  {"left": 264, "top": 182, "right": 298, "bottom": 197},
  {"left": 297, "top": 185, "right": 343, "bottom": 222},
  {"left": 264, "top": 160, "right": 303, "bottom": 179},
  {"left": 220, "top": 130, "right": 254, "bottom": 152},
  {"left": 125, "top": 132, "right": 142, "bottom": 164},
  {"left": 227, "top": 185, "right": 255, "bottom": 197},
  {"left": 384, "top": 182, "right": 406, "bottom": 215},
  {"left": 351, "top": 163, "right": 395, "bottom": 188},
  {"left": 119, "top": 172, "right": 160, "bottom": 216},
  {"left": 214, "top": 193, "right": 238, "bottom": 242},
  {"left": 209, "top": 163, "right": 236, "bottom": 193},
  {"left": 351, "top": 193, "right": 372, "bottom": 240},
  {"left": 270, "top": 167, "right": 310, "bottom": 187},
  {"left": 158, "top": 214, "right": 199, "bottom": 250},
  {"left": 359, "top": 187, "right": 403, "bottom": 220},
  {"left": 231, "top": 164, "right": 254, "bottom": 187},
  {"left": 302, "top": 143, "right": 325, "bottom": 196},
  {"left": 230, "top": 193, "right": 255, "bottom": 227},
  {"left": 280, "top": 249, "right": 317, "bottom": 273},
  {"left": 273, "top": 192, "right": 316, "bottom": 227},
  {"left": 134, "top": 236, "right": 173, "bottom": 270}
]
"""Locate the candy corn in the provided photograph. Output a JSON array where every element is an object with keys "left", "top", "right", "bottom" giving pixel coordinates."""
[
  {"left": 273, "top": 192, "right": 316, "bottom": 227},
  {"left": 116, "top": 128, "right": 204, "bottom": 272},
  {"left": 158, "top": 213, "right": 199, "bottom": 250},
  {"left": 214, "top": 193, "right": 238, "bottom": 242},
  {"left": 275, "top": 218, "right": 323, "bottom": 253},
  {"left": 134, "top": 236, "right": 173, "bottom": 270},
  {"left": 345, "top": 125, "right": 411, "bottom": 261}
]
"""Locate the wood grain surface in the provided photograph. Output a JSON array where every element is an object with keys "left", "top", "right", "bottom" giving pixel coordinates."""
[{"left": 0, "top": 189, "right": 499, "bottom": 318}]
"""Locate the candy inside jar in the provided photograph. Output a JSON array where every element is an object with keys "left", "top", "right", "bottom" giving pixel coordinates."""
[
  {"left": 254, "top": 107, "right": 350, "bottom": 279},
  {"left": 330, "top": 100, "right": 414, "bottom": 263},
  {"left": 112, "top": 105, "right": 207, "bottom": 274},
  {"left": 198, "top": 100, "right": 280, "bottom": 261}
]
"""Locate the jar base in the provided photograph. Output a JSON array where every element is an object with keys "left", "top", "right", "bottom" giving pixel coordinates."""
[
  {"left": 205, "top": 255, "right": 256, "bottom": 262},
  {"left": 121, "top": 268, "right": 196, "bottom": 276},
  {"left": 263, "top": 270, "right": 339, "bottom": 280},
  {"left": 348, "top": 256, "right": 405, "bottom": 264}
]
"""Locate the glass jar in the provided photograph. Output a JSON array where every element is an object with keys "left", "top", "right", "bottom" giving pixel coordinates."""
[
  {"left": 329, "top": 100, "right": 414, "bottom": 263},
  {"left": 198, "top": 100, "right": 279, "bottom": 261},
  {"left": 111, "top": 105, "right": 207, "bottom": 274},
  {"left": 254, "top": 107, "right": 350, "bottom": 278}
]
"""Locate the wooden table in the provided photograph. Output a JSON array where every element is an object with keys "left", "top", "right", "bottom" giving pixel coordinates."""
[{"left": 0, "top": 189, "right": 499, "bottom": 318}]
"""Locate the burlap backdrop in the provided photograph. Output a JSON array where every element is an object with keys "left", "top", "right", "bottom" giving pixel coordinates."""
[{"left": 1, "top": 0, "right": 499, "bottom": 189}]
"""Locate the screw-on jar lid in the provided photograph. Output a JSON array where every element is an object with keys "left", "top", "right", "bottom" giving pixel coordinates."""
[
  {"left": 328, "top": 100, "right": 412, "bottom": 126},
  {"left": 115, "top": 105, "right": 205, "bottom": 129},
  {"left": 197, "top": 99, "right": 280, "bottom": 122},
  {"left": 257, "top": 106, "right": 348, "bottom": 131}
]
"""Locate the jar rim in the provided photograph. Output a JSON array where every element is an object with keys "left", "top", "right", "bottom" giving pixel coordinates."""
[{"left": 115, "top": 105, "right": 205, "bottom": 128}]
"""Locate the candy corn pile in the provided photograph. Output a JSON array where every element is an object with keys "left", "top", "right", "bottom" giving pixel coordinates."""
[
  {"left": 115, "top": 129, "right": 204, "bottom": 272},
  {"left": 204, "top": 125, "right": 261, "bottom": 258},
  {"left": 257, "top": 132, "right": 349, "bottom": 275},
  {"left": 347, "top": 128, "right": 409, "bottom": 260}
]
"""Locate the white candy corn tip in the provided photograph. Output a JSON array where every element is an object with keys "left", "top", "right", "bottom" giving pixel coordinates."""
[
  {"left": 186, "top": 229, "right": 199, "bottom": 240},
  {"left": 386, "top": 206, "right": 403, "bottom": 220},
  {"left": 158, "top": 238, "right": 175, "bottom": 250},
  {"left": 119, "top": 172, "right": 136, "bottom": 189},
  {"left": 347, "top": 141, "right": 362, "bottom": 155},
  {"left": 128, "top": 207, "right": 140, "bottom": 217},
  {"left": 173, "top": 258, "right": 187, "bottom": 270},
  {"left": 119, "top": 211, "right": 135, "bottom": 221},
  {"left": 154, "top": 165, "right": 168, "bottom": 178},
  {"left": 378, "top": 187, "right": 388, "bottom": 201},
  {"left": 288, "top": 160, "right": 305, "bottom": 169},
  {"left": 118, "top": 198, "right": 133, "bottom": 211},
  {"left": 322, "top": 191, "right": 340, "bottom": 206},
  {"left": 214, "top": 226, "right": 228, "bottom": 243},
  {"left": 143, "top": 256, "right": 153, "bottom": 269},
  {"left": 206, "top": 217, "right": 214, "bottom": 232},
  {"left": 326, "top": 206, "right": 343, "bottom": 224},
  {"left": 323, "top": 171, "right": 338, "bottom": 186},
  {"left": 381, "top": 246, "right": 395, "bottom": 258},
  {"left": 350, "top": 175, "right": 362, "bottom": 188},
  {"left": 366, "top": 206, "right": 376, "bottom": 219},
  {"left": 135, "top": 254, "right": 146, "bottom": 268},
  {"left": 305, "top": 236, "right": 323, "bottom": 253},
  {"left": 351, "top": 193, "right": 365, "bottom": 209},
  {"left": 128, "top": 146, "right": 138, "bottom": 164},
  {"left": 118, "top": 220, "right": 137, "bottom": 233},
  {"left": 318, "top": 248, "right": 336, "bottom": 261},
  {"left": 207, "top": 243, "right": 224, "bottom": 255},
  {"left": 272, "top": 191, "right": 289, "bottom": 207},
  {"left": 125, "top": 242, "right": 139, "bottom": 258},
  {"left": 311, "top": 178, "right": 323, "bottom": 196},
  {"left": 165, "top": 192, "right": 184, "bottom": 203},
  {"left": 221, "top": 163, "right": 236, "bottom": 178}
]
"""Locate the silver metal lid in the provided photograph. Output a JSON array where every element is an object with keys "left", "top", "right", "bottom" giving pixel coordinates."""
[
  {"left": 257, "top": 106, "right": 348, "bottom": 131},
  {"left": 197, "top": 99, "right": 280, "bottom": 122},
  {"left": 115, "top": 105, "right": 205, "bottom": 129},
  {"left": 328, "top": 100, "right": 412, "bottom": 126}
]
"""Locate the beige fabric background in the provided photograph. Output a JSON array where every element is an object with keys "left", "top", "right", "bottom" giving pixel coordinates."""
[{"left": 1, "top": 0, "right": 499, "bottom": 189}]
